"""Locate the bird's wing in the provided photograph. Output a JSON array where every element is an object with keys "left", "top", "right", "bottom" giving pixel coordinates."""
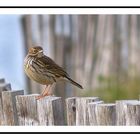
[{"left": 37, "top": 55, "right": 69, "bottom": 78}]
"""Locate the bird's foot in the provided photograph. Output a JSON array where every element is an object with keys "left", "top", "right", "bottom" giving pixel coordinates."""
[
  {"left": 35, "top": 92, "right": 54, "bottom": 100},
  {"left": 35, "top": 95, "right": 45, "bottom": 100}
]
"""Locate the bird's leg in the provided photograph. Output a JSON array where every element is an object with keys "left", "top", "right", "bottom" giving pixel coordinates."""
[
  {"left": 42, "top": 85, "right": 48, "bottom": 95},
  {"left": 36, "top": 85, "right": 48, "bottom": 100},
  {"left": 36, "top": 85, "right": 53, "bottom": 100},
  {"left": 42, "top": 84, "right": 53, "bottom": 96}
]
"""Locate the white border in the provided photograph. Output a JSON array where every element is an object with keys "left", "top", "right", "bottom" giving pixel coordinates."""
[
  {"left": 0, "top": 134, "right": 138, "bottom": 140},
  {"left": 0, "top": 0, "right": 140, "bottom": 6},
  {"left": 0, "top": 8, "right": 140, "bottom": 14},
  {"left": 0, "top": 126, "right": 139, "bottom": 132}
]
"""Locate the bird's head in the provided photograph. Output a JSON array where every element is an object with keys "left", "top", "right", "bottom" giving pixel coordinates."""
[{"left": 28, "top": 46, "right": 44, "bottom": 57}]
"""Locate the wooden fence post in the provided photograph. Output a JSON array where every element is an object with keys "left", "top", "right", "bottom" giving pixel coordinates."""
[
  {"left": 0, "top": 79, "right": 5, "bottom": 84},
  {"left": 66, "top": 97, "right": 77, "bottom": 125},
  {"left": 2, "top": 90, "right": 24, "bottom": 125},
  {"left": 87, "top": 101, "right": 104, "bottom": 125},
  {"left": 76, "top": 97, "right": 100, "bottom": 125},
  {"left": 16, "top": 94, "right": 39, "bottom": 125},
  {"left": 37, "top": 96, "right": 64, "bottom": 125},
  {"left": 123, "top": 101, "right": 140, "bottom": 125},
  {"left": 116, "top": 100, "right": 138, "bottom": 125},
  {"left": 95, "top": 103, "right": 116, "bottom": 125},
  {"left": 0, "top": 83, "right": 11, "bottom": 125}
]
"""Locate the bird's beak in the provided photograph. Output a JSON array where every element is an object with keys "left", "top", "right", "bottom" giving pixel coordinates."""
[{"left": 38, "top": 50, "right": 43, "bottom": 53}]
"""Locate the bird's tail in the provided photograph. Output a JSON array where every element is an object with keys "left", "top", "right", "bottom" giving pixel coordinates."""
[{"left": 66, "top": 77, "right": 83, "bottom": 89}]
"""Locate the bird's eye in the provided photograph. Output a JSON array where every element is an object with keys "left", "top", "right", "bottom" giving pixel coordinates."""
[{"left": 33, "top": 49, "right": 37, "bottom": 53}]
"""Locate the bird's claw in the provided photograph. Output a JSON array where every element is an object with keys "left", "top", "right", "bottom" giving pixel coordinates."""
[{"left": 35, "top": 93, "right": 54, "bottom": 100}]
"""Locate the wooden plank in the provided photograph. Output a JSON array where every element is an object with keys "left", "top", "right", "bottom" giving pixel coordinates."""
[
  {"left": 37, "top": 96, "right": 64, "bottom": 125},
  {"left": 124, "top": 101, "right": 140, "bottom": 125},
  {"left": 2, "top": 90, "right": 24, "bottom": 125},
  {"left": 87, "top": 101, "right": 104, "bottom": 125},
  {"left": 116, "top": 100, "right": 138, "bottom": 125},
  {"left": 0, "top": 83, "right": 11, "bottom": 125},
  {"left": 66, "top": 97, "right": 77, "bottom": 125},
  {"left": 95, "top": 103, "right": 116, "bottom": 125},
  {"left": 0, "top": 79, "right": 5, "bottom": 84},
  {"left": 16, "top": 94, "right": 39, "bottom": 125},
  {"left": 0, "top": 83, "right": 11, "bottom": 93},
  {"left": 76, "top": 97, "right": 100, "bottom": 125}
]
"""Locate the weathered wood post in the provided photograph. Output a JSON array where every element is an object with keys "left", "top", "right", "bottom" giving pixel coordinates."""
[
  {"left": 123, "top": 101, "right": 140, "bottom": 125},
  {"left": 0, "top": 83, "right": 11, "bottom": 125},
  {"left": 0, "top": 78, "right": 5, "bottom": 84},
  {"left": 37, "top": 96, "right": 64, "bottom": 125},
  {"left": 2, "top": 90, "right": 24, "bottom": 125},
  {"left": 16, "top": 94, "right": 39, "bottom": 125},
  {"left": 87, "top": 101, "right": 104, "bottom": 125},
  {"left": 116, "top": 100, "right": 138, "bottom": 125},
  {"left": 76, "top": 97, "right": 100, "bottom": 125},
  {"left": 66, "top": 97, "right": 77, "bottom": 125},
  {"left": 95, "top": 103, "right": 116, "bottom": 125}
]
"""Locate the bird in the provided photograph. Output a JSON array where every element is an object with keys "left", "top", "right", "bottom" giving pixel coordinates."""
[{"left": 24, "top": 46, "right": 83, "bottom": 99}]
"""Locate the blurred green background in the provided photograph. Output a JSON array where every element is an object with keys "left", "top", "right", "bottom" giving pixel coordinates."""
[{"left": 0, "top": 15, "right": 140, "bottom": 102}]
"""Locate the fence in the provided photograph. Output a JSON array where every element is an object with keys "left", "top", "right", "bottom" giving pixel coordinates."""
[{"left": 0, "top": 78, "right": 140, "bottom": 126}]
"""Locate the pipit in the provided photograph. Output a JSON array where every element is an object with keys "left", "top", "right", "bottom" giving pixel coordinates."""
[{"left": 24, "top": 46, "right": 83, "bottom": 99}]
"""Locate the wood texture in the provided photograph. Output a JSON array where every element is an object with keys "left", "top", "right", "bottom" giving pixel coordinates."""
[
  {"left": 76, "top": 97, "right": 100, "bottom": 125},
  {"left": 123, "top": 101, "right": 140, "bottom": 125},
  {"left": 95, "top": 103, "right": 116, "bottom": 125},
  {"left": 66, "top": 97, "right": 77, "bottom": 125},
  {"left": 116, "top": 100, "right": 138, "bottom": 125},
  {"left": 16, "top": 94, "right": 39, "bottom": 125},
  {"left": 2, "top": 90, "right": 24, "bottom": 125},
  {"left": 0, "top": 83, "right": 11, "bottom": 125},
  {"left": 37, "top": 96, "right": 64, "bottom": 125},
  {"left": 87, "top": 101, "right": 104, "bottom": 125},
  {"left": 0, "top": 83, "right": 11, "bottom": 93},
  {"left": 0, "top": 90, "right": 140, "bottom": 126}
]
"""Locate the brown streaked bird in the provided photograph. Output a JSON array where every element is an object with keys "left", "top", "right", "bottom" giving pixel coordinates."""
[{"left": 24, "top": 46, "right": 83, "bottom": 99}]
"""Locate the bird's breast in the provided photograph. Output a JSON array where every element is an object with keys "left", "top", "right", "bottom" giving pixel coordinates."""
[{"left": 24, "top": 56, "right": 55, "bottom": 85}]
